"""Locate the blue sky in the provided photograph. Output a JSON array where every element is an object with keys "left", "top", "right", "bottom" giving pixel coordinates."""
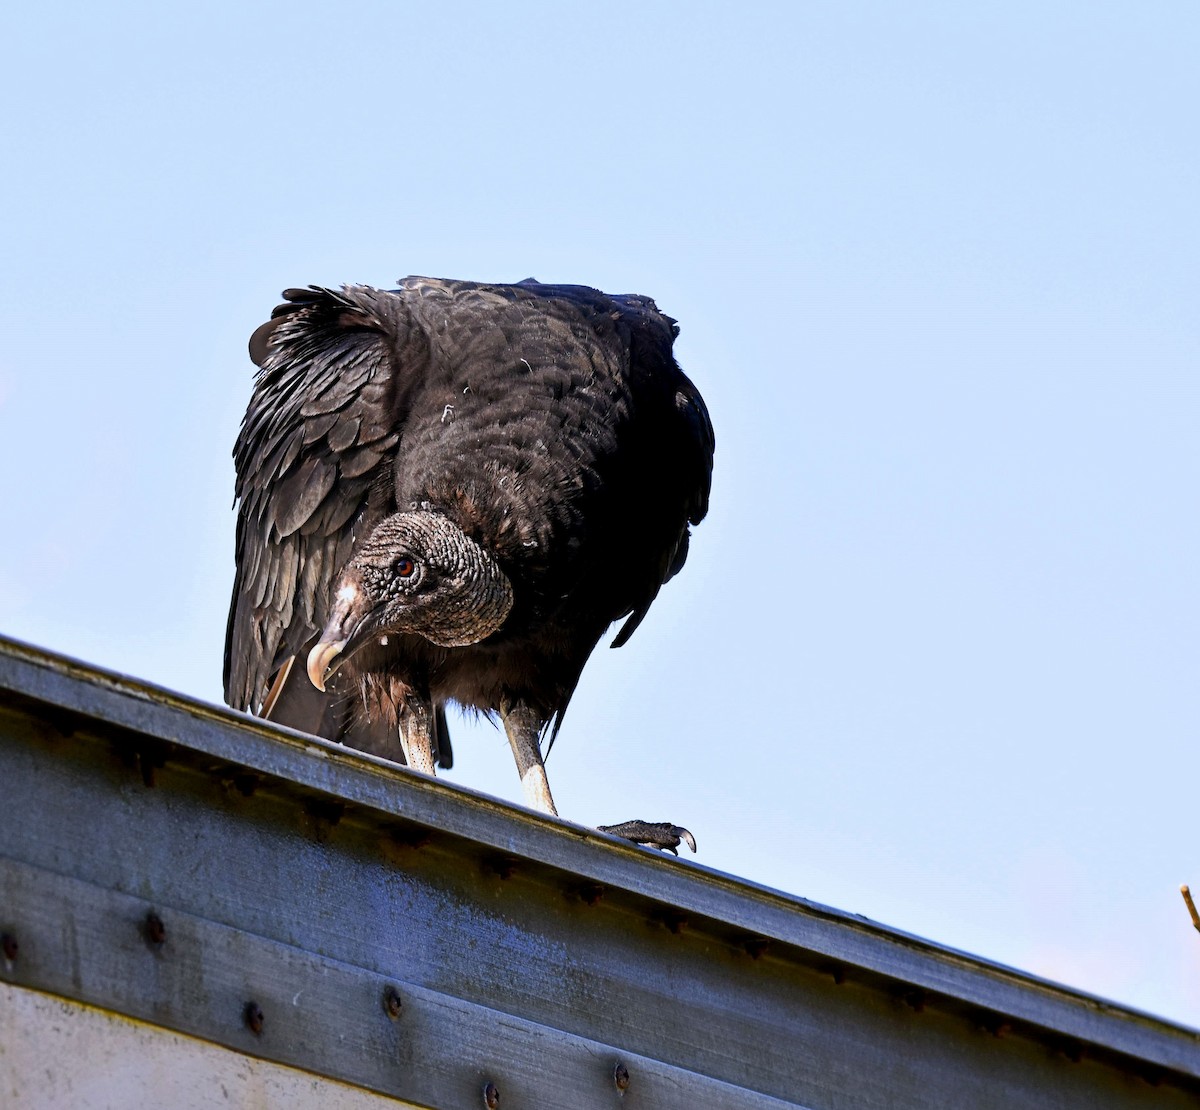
[{"left": 3, "top": 4, "right": 1198, "bottom": 1025}]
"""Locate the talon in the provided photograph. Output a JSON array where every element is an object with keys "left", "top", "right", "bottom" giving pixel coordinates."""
[{"left": 598, "top": 820, "right": 697, "bottom": 854}]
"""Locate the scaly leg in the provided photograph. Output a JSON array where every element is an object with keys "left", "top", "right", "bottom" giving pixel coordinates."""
[
  {"left": 498, "top": 701, "right": 694, "bottom": 853},
  {"left": 398, "top": 699, "right": 437, "bottom": 776},
  {"left": 500, "top": 699, "right": 558, "bottom": 816}
]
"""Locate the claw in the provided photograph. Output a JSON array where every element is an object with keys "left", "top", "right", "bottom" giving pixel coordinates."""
[{"left": 598, "top": 820, "right": 697, "bottom": 854}]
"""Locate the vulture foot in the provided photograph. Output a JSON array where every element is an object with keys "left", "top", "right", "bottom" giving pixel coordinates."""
[{"left": 599, "top": 820, "right": 697, "bottom": 855}]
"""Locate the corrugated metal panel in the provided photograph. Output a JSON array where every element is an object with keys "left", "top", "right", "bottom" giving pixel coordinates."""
[{"left": 0, "top": 635, "right": 1197, "bottom": 1109}]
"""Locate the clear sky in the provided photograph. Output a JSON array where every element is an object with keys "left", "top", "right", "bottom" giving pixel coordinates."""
[{"left": 3, "top": 3, "right": 1197, "bottom": 1026}]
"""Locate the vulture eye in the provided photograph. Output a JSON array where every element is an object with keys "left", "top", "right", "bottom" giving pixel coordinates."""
[{"left": 394, "top": 556, "right": 416, "bottom": 578}]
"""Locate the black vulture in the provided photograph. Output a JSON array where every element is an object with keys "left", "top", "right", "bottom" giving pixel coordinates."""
[{"left": 224, "top": 276, "right": 714, "bottom": 851}]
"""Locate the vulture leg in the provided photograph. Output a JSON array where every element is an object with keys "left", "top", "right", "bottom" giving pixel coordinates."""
[
  {"left": 500, "top": 699, "right": 559, "bottom": 816},
  {"left": 499, "top": 701, "right": 695, "bottom": 854},
  {"left": 398, "top": 699, "right": 438, "bottom": 776}
]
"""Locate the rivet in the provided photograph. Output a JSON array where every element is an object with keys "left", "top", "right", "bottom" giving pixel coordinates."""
[
  {"left": 614, "top": 1062, "right": 630, "bottom": 1091},
  {"left": 143, "top": 911, "right": 166, "bottom": 947},
  {"left": 483, "top": 1080, "right": 500, "bottom": 1107},
  {"left": 656, "top": 909, "right": 687, "bottom": 934},
  {"left": 305, "top": 799, "right": 345, "bottom": 843},
  {"left": 244, "top": 1001, "right": 264, "bottom": 1035},
  {"left": 135, "top": 743, "right": 165, "bottom": 788},
  {"left": 486, "top": 855, "right": 518, "bottom": 880},
  {"left": 1139, "top": 1064, "right": 1164, "bottom": 1088},
  {"left": 1, "top": 933, "right": 17, "bottom": 961},
  {"left": 388, "top": 825, "right": 431, "bottom": 850},
  {"left": 1063, "top": 1039, "right": 1085, "bottom": 1063},
  {"left": 577, "top": 882, "right": 604, "bottom": 906},
  {"left": 743, "top": 937, "right": 770, "bottom": 959},
  {"left": 382, "top": 985, "right": 402, "bottom": 1019}
]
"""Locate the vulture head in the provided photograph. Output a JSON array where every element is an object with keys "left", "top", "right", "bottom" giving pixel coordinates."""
[{"left": 306, "top": 511, "right": 514, "bottom": 691}]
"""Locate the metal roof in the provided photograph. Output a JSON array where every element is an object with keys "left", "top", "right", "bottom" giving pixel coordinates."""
[{"left": 1, "top": 635, "right": 1196, "bottom": 1108}]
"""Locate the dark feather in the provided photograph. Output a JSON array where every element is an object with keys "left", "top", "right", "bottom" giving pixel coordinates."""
[{"left": 224, "top": 276, "right": 714, "bottom": 768}]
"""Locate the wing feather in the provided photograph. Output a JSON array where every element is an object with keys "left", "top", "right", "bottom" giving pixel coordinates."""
[
  {"left": 610, "top": 316, "right": 715, "bottom": 650},
  {"left": 272, "top": 456, "right": 337, "bottom": 538},
  {"left": 338, "top": 443, "right": 389, "bottom": 478},
  {"left": 223, "top": 285, "right": 426, "bottom": 713},
  {"left": 327, "top": 412, "right": 362, "bottom": 453},
  {"left": 301, "top": 411, "right": 341, "bottom": 445}
]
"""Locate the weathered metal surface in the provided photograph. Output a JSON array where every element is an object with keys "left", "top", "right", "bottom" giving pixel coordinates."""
[
  {"left": 0, "top": 859, "right": 802, "bottom": 1109},
  {"left": 0, "top": 634, "right": 1197, "bottom": 1108}
]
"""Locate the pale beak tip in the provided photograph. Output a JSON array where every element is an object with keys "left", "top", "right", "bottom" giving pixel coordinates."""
[{"left": 306, "top": 639, "right": 346, "bottom": 692}]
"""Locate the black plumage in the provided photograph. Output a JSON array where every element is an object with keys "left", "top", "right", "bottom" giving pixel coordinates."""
[{"left": 224, "top": 276, "right": 713, "bottom": 849}]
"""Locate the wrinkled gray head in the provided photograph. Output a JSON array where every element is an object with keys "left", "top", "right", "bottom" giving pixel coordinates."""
[{"left": 306, "top": 511, "right": 513, "bottom": 690}]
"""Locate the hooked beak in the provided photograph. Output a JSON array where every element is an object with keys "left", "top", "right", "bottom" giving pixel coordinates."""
[
  {"left": 306, "top": 579, "right": 374, "bottom": 692},
  {"left": 306, "top": 638, "right": 347, "bottom": 693}
]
